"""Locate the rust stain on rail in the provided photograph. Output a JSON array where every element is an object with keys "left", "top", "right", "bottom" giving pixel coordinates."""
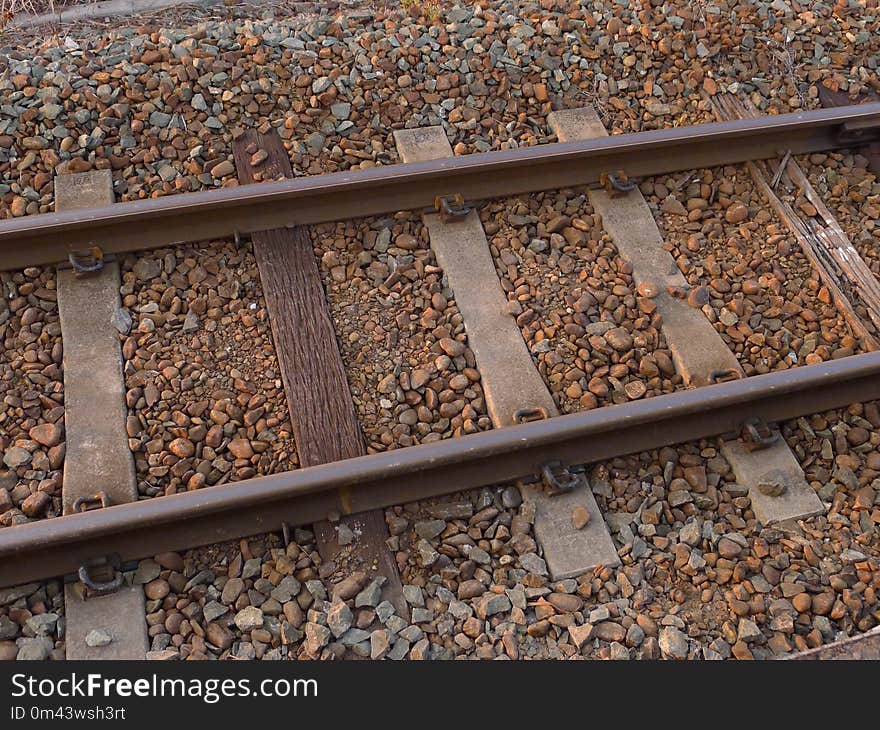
[
  {"left": 0, "top": 105, "right": 879, "bottom": 269},
  {"left": 2, "top": 351, "right": 880, "bottom": 587}
]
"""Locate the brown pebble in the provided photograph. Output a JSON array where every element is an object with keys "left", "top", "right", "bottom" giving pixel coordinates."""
[{"left": 572, "top": 505, "right": 591, "bottom": 530}]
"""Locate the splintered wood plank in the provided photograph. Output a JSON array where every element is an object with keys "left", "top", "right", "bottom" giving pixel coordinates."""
[
  {"left": 394, "top": 127, "right": 620, "bottom": 580},
  {"left": 551, "top": 108, "right": 824, "bottom": 525},
  {"left": 233, "top": 131, "right": 406, "bottom": 619},
  {"left": 55, "top": 170, "right": 148, "bottom": 660},
  {"left": 549, "top": 108, "right": 743, "bottom": 387},
  {"left": 712, "top": 94, "right": 879, "bottom": 351}
]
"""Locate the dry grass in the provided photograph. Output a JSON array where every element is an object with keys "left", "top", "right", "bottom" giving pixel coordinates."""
[{"left": 1, "top": 0, "right": 54, "bottom": 32}]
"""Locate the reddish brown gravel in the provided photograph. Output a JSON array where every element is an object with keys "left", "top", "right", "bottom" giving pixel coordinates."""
[
  {"left": 120, "top": 241, "right": 297, "bottom": 498},
  {"left": 0, "top": 266, "right": 64, "bottom": 526},
  {"left": 482, "top": 189, "right": 682, "bottom": 413},
  {"left": 646, "top": 165, "right": 863, "bottom": 375},
  {"left": 310, "top": 212, "right": 491, "bottom": 452}
]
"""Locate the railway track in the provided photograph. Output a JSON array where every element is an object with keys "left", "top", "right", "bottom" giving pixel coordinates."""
[{"left": 2, "top": 98, "right": 880, "bottom": 660}]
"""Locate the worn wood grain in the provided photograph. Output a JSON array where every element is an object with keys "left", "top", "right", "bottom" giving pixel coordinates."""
[
  {"left": 713, "top": 95, "right": 880, "bottom": 351},
  {"left": 233, "top": 130, "right": 406, "bottom": 621}
]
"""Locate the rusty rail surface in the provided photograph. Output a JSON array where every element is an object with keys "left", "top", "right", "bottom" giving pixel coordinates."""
[
  {"left": 2, "top": 351, "right": 880, "bottom": 587},
  {"left": 0, "top": 104, "right": 879, "bottom": 269}
]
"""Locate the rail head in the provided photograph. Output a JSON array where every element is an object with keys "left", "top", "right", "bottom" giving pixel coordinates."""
[
  {"left": 2, "top": 350, "right": 880, "bottom": 587},
  {"left": 1, "top": 103, "right": 879, "bottom": 270}
]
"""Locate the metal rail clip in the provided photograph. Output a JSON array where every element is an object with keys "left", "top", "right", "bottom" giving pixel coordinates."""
[
  {"left": 510, "top": 406, "right": 582, "bottom": 495},
  {"left": 73, "top": 491, "right": 111, "bottom": 513},
  {"left": 66, "top": 245, "right": 105, "bottom": 277},
  {"left": 599, "top": 171, "right": 640, "bottom": 197},
  {"left": 70, "top": 492, "right": 123, "bottom": 598},
  {"left": 708, "top": 368, "right": 742, "bottom": 385},
  {"left": 541, "top": 461, "right": 582, "bottom": 495},
  {"left": 513, "top": 406, "right": 549, "bottom": 424},
  {"left": 78, "top": 554, "right": 124, "bottom": 599},
  {"left": 739, "top": 417, "right": 778, "bottom": 452},
  {"left": 434, "top": 194, "right": 471, "bottom": 223}
]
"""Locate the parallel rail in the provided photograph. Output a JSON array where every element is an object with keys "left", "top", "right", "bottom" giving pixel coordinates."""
[
  {"left": 0, "top": 104, "right": 879, "bottom": 269},
  {"left": 2, "top": 351, "right": 880, "bottom": 586},
  {"left": 1, "top": 105, "right": 880, "bottom": 587}
]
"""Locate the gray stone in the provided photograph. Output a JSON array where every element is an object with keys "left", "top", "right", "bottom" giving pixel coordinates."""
[
  {"left": 448, "top": 600, "right": 473, "bottom": 621},
  {"left": 336, "top": 523, "right": 354, "bottom": 546},
  {"left": 340, "top": 628, "right": 371, "bottom": 647},
  {"left": 305, "top": 580, "right": 327, "bottom": 600},
  {"left": 626, "top": 623, "right": 645, "bottom": 647},
  {"left": 203, "top": 601, "right": 228, "bottom": 623},
  {"left": 182, "top": 311, "right": 200, "bottom": 333},
  {"left": 737, "top": 618, "right": 763, "bottom": 643},
  {"left": 813, "top": 615, "right": 835, "bottom": 641},
  {"left": 111, "top": 307, "right": 133, "bottom": 335},
  {"left": 355, "top": 579, "right": 383, "bottom": 608},
  {"left": 326, "top": 601, "right": 353, "bottom": 638},
  {"left": 40, "top": 103, "right": 62, "bottom": 120},
  {"left": 221, "top": 578, "right": 245, "bottom": 604},
  {"left": 132, "top": 258, "right": 162, "bottom": 282},
  {"left": 385, "top": 615, "right": 408, "bottom": 635},
  {"left": 305, "top": 131, "right": 326, "bottom": 155},
  {"left": 478, "top": 593, "right": 511, "bottom": 618},
  {"left": 416, "top": 539, "right": 439, "bottom": 566},
  {"left": 501, "top": 486, "right": 522, "bottom": 508},
  {"left": 388, "top": 637, "right": 410, "bottom": 660},
  {"left": 679, "top": 519, "right": 701, "bottom": 547},
  {"left": 241, "top": 558, "right": 262, "bottom": 580},
  {"left": 658, "top": 627, "right": 689, "bottom": 659},
  {"left": 410, "top": 638, "right": 431, "bottom": 660},
  {"left": 399, "top": 625, "right": 424, "bottom": 643},
  {"left": 376, "top": 600, "right": 396, "bottom": 623},
  {"left": 133, "top": 559, "right": 161, "bottom": 585},
  {"left": 414, "top": 519, "right": 446, "bottom": 540},
  {"left": 149, "top": 111, "right": 172, "bottom": 128},
  {"left": 403, "top": 584, "right": 424, "bottom": 607},
  {"left": 2, "top": 447, "right": 31, "bottom": 469},
  {"left": 0, "top": 583, "right": 39, "bottom": 606},
  {"left": 330, "top": 102, "right": 351, "bottom": 119},
  {"left": 411, "top": 608, "right": 434, "bottom": 624},
  {"left": 468, "top": 547, "right": 491, "bottom": 565},
  {"left": 0, "top": 615, "right": 18, "bottom": 640},
  {"left": 25, "top": 613, "right": 58, "bottom": 636},
  {"left": 233, "top": 606, "right": 264, "bottom": 632},
  {"left": 270, "top": 576, "right": 301, "bottom": 604},
  {"left": 157, "top": 165, "right": 177, "bottom": 182},
  {"left": 312, "top": 76, "right": 332, "bottom": 94},
  {"left": 519, "top": 553, "right": 547, "bottom": 576},
  {"left": 17, "top": 637, "right": 53, "bottom": 660},
  {"left": 85, "top": 629, "right": 112, "bottom": 648}
]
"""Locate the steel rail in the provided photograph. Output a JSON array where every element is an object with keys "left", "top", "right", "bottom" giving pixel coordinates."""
[
  {"left": 2, "top": 351, "right": 880, "bottom": 587},
  {"left": 1, "top": 104, "right": 879, "bottom": 270}
]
